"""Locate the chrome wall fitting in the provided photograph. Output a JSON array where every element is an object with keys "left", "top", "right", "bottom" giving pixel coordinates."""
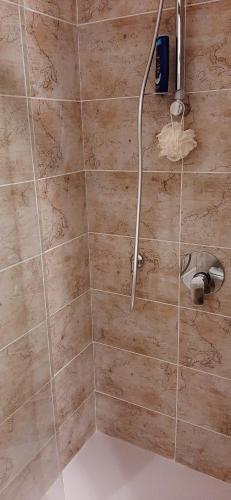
[
  {"left": 131, "top": 254, "right": 144, "bottom": 275},
  {"left": 181, "top": 252, "right": 225, "bottom": 306}
]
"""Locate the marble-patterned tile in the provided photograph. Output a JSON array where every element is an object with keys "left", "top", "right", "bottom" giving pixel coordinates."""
[
  {"left": 0, "top": 322, "right": 49, "bottom": 424},
  {"left": 79, "top": 10, "right": 176, "bottom": 99},
  {"left": 92, "top": 290, "right": 178, "bottom": 363},
  {"left": 87, "top": 171, "right": 180, "bottom": 240},
  {"left": 25, "top": 12, "right": 80, "bottom": 99},
  {"left": 184, "top": 91, "right": 231, "bottom": 172},
  {"left": 0, "top": 2, "right": 25, "bottom": 95},
  {"left": 0, "top": 182, "right": 40, "bottom": 270},
  {"left": 24, "top": 0, "right": 77, "bottom": 23},
  {"left": 50, "top": 292, "right": 92, "bottom": 374},
  {"left": 176, "top": 420, "right": 231, "bottom": 483},
  {"left": 181, "top": 244, "right": 231, "bottom": 317},
  {"left": 45, "top": 235, "right": 89, "bottom": 315},
  {"left": 186, "top": 0, "right": 231, "bottom": 91},
  {"left": 90, "top": 233, "right": 179, "bottom": 305},
  {"left": 32, "top": 100, "right": 83, "bottom": 178},
  {"left": 1, "top": 437, "right": 61, "bottom": 500},
  {"left": 178, "top": 367, "right": 231, "bottom": 436},
  {"left": 181, "top": 174, "right": 231, "bottom": 248},
  {"left": 83, "top": 96, "right": 180, "bottom": 172},
  {"left": 96, "top": 393, "right": 175, "bottom": 458},
  {"left": 0, "top": 383, "right": 54, "bottom": 492},
  {"left": 54, "top": 344, "right": 94, "bottom": 427},
  {"left": 0, "top": 97, "right": 33, "bottom": 185},
  {"left": 78, "top": 0, "right": 174, "bottom": 23},
  {"left": 0, "top": 256, "right": 45, "bottom": 351},
  {"left": 180, "top": 308, "right": 231, "bottom": 379},
  {"left": 38, "top": 172, "right": 87, "bottom": 250},
  {"left": 95, "top": 343, "right": 177, "bottom": 416},
  {"left": 59, "top": 393, "right": 95, "bottom": 468}
]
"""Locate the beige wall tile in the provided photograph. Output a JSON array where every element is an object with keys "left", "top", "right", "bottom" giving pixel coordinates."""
[
  {"left": 0, "top": 183, "right": 40, "bottom": 270},
  {"left": 87, "top": 171, "right": 180, "bottom": 240},
  {"left": 184, "top": 91, "right": 231, "bottom": 172},
  {"left": 38, "top": 172, "right": 87, "bottom": 250},
  {"left": 78, "top": 0, "right": 174, "bottom": 23},
  {"left": 45, "top": 235, "right": 89, "bottom": 315},
  {"left": 54, "top": 345, "right": 94, "bottom": 427},
  {"left": 90, "top": 233, "right": 179, "bottom": 304},
  {"left": 1, "top": 437, "right": 61, "bottom": 500},
  {"left": 83, "top": 96, "right": 180, "bottom": 172},
  {"left": 0, "top": 383, "right": 54, "bottom": 492},
  {"left": 25, "top": 12, "right": 80, "bottom": 99},
  {"left": 180, "top": 308, "right": 231, "bottom": 379},
  {"left": 32, "top": 100, "right": 83, "bottom": 178},
  {"left": 176, "top": 420, "right": 231, "bottom": 483},
  {"left": 0, "top": 323, "right": 49, "bottom": 423},
  {"left": 0, "top": 97, "right": 33, "bottom": 185},
  {"left": 181, "top": 244, "right": 231, "bottom": 316},
  {"left": 181, "top": 174, "right": 231, "bottom": 248},
  {"left": 95, "top": 343, "right": 177, "bottom": 416},
  {"left": 24, "top": 0, "right": 77, "bottom": 23},
  {"left": 59, "top": 393, "right": 95, "bottom": 468},
  {"left": 178, "top": 367, "right": 231, "bottom": 436},
  {"left": 79, "top": 10, "right": 176, "bottom": 99},
  {"left": 0, "top": 257, "right": 45, "bottom": 351},
  {"left": 96, "top": 393, "right": 175, "bottom": 458},
  {"left": 92, "top": 290, "right": 178, "bottom": 363},
  {"left": 186, "top": 1, "right": 231, "bottom": 91},
  {"left": 0, "top": 2, "right": 25, "bottom": 95},
  {"left": 50, "top": 292, "right": 92, "bottom": 374}
]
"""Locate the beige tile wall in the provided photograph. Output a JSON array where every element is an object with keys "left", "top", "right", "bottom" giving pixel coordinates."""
[
  {"left": 0, "top": 0, "right": 94, "bottom": 498},
  {"left": 78, "top": 0, "right": 231, "bottom": 484}
]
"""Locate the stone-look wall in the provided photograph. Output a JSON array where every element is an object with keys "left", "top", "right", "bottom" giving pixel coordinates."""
[
  {"left": 0, "top": 1, "right": 95, "bottom": 498},
  {"left": 78, "top": 0, "right": 231, "bottom": 483}
]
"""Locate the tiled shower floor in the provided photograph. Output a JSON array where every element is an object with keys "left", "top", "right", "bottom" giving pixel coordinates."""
[{"left": 48, "top": 432, "right": 231, "bottom": 500}]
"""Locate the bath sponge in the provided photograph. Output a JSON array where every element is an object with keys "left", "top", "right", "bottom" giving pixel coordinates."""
[{"left": 157, "top": 118, "right": 197, "bottom": 162}]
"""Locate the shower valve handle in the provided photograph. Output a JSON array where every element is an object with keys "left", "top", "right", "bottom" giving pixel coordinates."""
[{"left": 190, "top": 272, "right": 210, "bottom": 306}]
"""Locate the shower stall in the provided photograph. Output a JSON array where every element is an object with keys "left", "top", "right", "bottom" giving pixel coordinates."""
[{"left": 1, "top": 0, "right": 231, "bottom": 498}]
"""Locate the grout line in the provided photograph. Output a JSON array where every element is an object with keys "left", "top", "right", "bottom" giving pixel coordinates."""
[
  {"left": 77, "top": 6, "right": 98, "bottom": 429},
  {"left": 0, "top": 0, "right": 79, "bottom": 27},
  {"left": 96, "top": 393, "right": 231, "bottom": 442},
  {"left": 178, "top": 364, "right": 231, "bottom": 383},
  {"left": 76, "top": 0, "right": 224, "bottom": 28},
  {"left": 44, "top": 232, "right": 88, "bottom": 253},
  {"left": 0, "top": 252, "right": 41, "bottom": 274},
  {"left": 85, "top": 169, "right": 231, "bottom": 175},
  {"left": 0, "top": 434, "right": 55, "bottom": 497},
  {"left": 95, "top": 338, "right": 231, "bottom": 383},
  {"left": 1, "top": 168, "right": 230, "bottom": 189},
  {"left": 94, "top": 340, "right": 177, "bottom": 367},
  {"left": 81, "top": 87, "right": 231, "bottom": 103},
  {"left": 58, "top": 391, "right": 95, "bottom": 430},
  {"left": 78, "top": 6, "right": 175, "bottom": 27},
  {"left": 93, "top": 286, "right": 231, "bottom": 320},
  {"left": 0, "top": 169, "right": 85, "bottom": 189},
  {"left": 174, "top": 157, "right": 184, "bottom": 460},
  {"left": 0, "top": 319, "right": 46, "bottom": 355},
  {"left": 20, "top": 10, "right": 65, "bottom": 486},
  {"left": 36, "top": 169, "right": 84, "bottom": 182},
  {"left": 92, "top": 287, "right": 178, "bottom": 308},
  {"left": 178, "top": 418, "right": 231, "bottom": 441},
  {"left": 0, "top": 379, "right": 52, "bottom": 430},
  {"left": 90, "top": 230, "right": 231, "bottom": 252},
  {"left": 96, "top": 390, "right": 176, "bottom": 421},
  {"left": 54, "top": 342, "right": 92, "bottom": 377},
  {"left": 49, "top": 289, "right": 89, "bottom": 318}
]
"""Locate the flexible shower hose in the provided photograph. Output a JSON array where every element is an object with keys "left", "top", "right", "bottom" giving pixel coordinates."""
[{"left": 131, "top": 0, "right": 165, "bottom": 311}]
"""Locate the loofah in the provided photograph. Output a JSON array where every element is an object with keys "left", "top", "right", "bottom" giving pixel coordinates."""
[{"left": 157, "top": 119, "right": 197, "bottom": 162}]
